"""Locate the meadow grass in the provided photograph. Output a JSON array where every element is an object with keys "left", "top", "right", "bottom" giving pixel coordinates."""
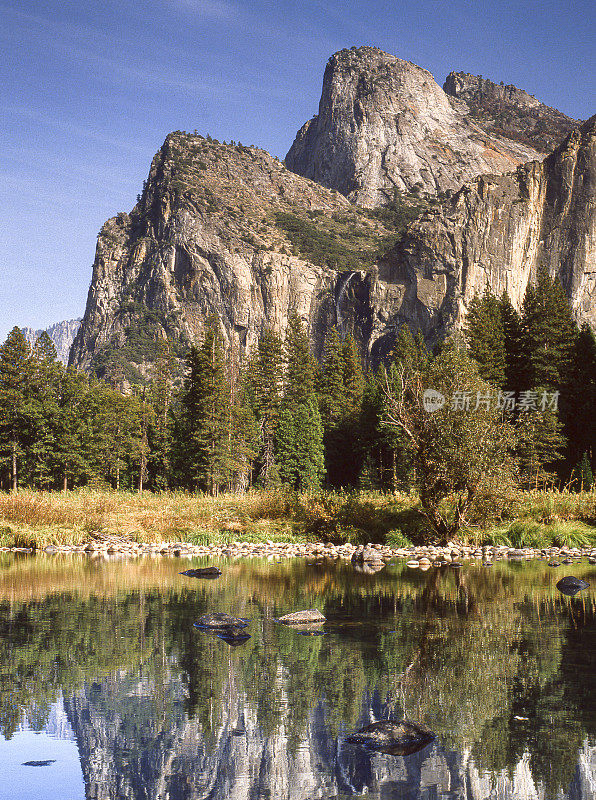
[{"left": 0, "top": 488, "right": 595, "bottom": 548}]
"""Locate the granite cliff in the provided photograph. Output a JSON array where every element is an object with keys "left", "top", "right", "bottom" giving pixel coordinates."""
[
  {"left": 70, "top": 48, "right": 592, "bottom": 376},
  {"left": 375, "top": 114, "right": 596, "bottom": 353},
  {"left": 69, "top": 131, "right": 410, "bottom": 377},
  {"left": 284, "top": 46, "right": 572, "bottom": 206}
]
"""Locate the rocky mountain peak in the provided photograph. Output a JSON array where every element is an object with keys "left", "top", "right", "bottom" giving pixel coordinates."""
[
  {"left": 285, "top": 46, "right": 546, "bottom": 206},
  {"left": 69, "top": 131, "right": 399, "bottom": 379},
  {"left": 443, "top": 71, "right": 578, "bottom": 152}
]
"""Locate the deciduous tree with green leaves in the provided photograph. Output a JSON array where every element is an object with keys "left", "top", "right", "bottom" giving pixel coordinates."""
[{"left": 383, "top": 341, "right": 515, "bottom": 539}]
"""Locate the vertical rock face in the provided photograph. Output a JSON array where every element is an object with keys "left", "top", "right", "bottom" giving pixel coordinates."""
[
  {"left": 372, "top": 114, "right": 596, "bottom": 354},
  {"left": 285, "top": 46, "right": 546, "bottom": 206},
  {"left": 70, "top": 54, "right": 593, "bottom": 376},
  {"left": 69, "top": 134, "right": 391, "bottom": 377},
  {"left": 443, "top": 71, "right": 578, "bottom": 153}
]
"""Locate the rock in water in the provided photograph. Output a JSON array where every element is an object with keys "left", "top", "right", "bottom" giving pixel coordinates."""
[
  {"left": 556, "top": 576, "right": 589, "bottom": 597},
  {"left": 22, "top": 760, "right": 56, "bottom": 767},
  {"left": 276, "top": 609, "right": 326, "bottom": 625},
  {"left": 351, "top": 546, "right": 384, "bottom": 569},
  {"left": 353, "top": 561, "right": 385, "bottom": 574},
  {"left": 194, "top": 613, "right": 249, "bottom": 629},
  {"left": 346, "top": 720, "right": 435, "bottom": 756},
  {"left": 180, "top": 567, "right": 222, "bottom": 578},
  {"left": 216, "top": 627, "right": 252, "bottom": 646}
]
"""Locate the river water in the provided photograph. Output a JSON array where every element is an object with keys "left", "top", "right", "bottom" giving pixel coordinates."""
[{"left": 0, "top": 553, "right": 594, "bottom": 800}]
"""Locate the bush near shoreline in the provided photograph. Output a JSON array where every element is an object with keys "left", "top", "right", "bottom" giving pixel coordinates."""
[{"left": 0, "top": 488, "right": 595, "bottom": 550}]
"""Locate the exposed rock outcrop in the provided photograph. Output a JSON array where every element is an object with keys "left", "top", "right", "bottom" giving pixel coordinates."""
[
  {"left": 70, "top": 67, "right": 594, "bottom": 376},
  {"left": 285, "top": 46, "right": 549, "bottom": 206},
  {"left": 69, "top": 133, "right": 395, "bottom": 377},
  {"left": 369, "top": 114, "right": 596, "bottom": 352},
  {"left": 443, "top": 71, "right": 577, "bottom": 153}
]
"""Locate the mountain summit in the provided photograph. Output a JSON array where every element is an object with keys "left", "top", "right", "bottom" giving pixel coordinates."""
[{"left": 285, "top": 46, "right": 576, "bottom": 206}]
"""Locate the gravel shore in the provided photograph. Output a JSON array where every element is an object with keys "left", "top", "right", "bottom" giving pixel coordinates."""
[{"left": 3, "top": 538, "right": 595, "bottom": 565}]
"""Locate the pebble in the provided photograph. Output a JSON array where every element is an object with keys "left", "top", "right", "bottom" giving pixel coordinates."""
[{"left": 3, "top": 538, "right": 593, "bottom": 568}]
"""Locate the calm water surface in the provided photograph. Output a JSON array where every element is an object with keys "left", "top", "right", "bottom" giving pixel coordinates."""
[{"left": 0, "top": 553, "right": 594, "bottom": 800}]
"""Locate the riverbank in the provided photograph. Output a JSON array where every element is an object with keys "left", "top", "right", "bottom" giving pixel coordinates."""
[
  {"left": 4, "top": 536, "right": 595, "bottom": 567},
  {"left": 1, "top": 488, "right": 596, "bottom": 551}
]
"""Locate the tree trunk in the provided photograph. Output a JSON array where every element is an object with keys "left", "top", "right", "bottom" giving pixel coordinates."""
[
  {"left": 11, "top": 439, "right": 17, "bottom": 492},
  {"left": 63, "top": 471, "right": 68, "bottom": 492}
]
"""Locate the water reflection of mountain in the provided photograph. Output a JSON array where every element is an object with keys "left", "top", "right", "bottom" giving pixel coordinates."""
[
  {"left": 62, "top": 672, "right": 595, "bottom": 800},
  {"left": 1, "top": 557, "right": 595, "bottom": 800}
]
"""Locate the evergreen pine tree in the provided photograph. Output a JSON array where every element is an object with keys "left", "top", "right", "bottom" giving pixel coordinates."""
[
  {"left": 245, "top": 329, "right": 283, "bottom": 486},
  {"left": 341, "top": 334, "right": 365, "bottom": 414},
  {"left": 319, "top": 329, "right": 365, "bottom": 487},
  {"left": 292, "top": 398, "right": 325, "bottom": 491},
  {"left": 275, "top": 406, "right": 297, "bottom": 487},
  {"left": 563, "top": 323, "right": 596, "bottom": 473},
  {"left": 317, "top": 327, "right": 345, "bottom": 428},
  {"left": 54, "top": 368, "right": 91, "bottom": 489},
  {"left": 0, "top": 328, "right": 33, "bottom": 490},
  {"left": 499, "top": 293, "right": 524, "bottom": 393},
  {"left": 283, "top": 313, "right": 317, "bottom": 407},
  {"left": 464, "top": 287, "right": 507, "bottom": 386},
  {"left": 570, "top": 452, "right": 594, "bottom": 491},
  {"left": 147, "top": 341, "right": 175, "bottom": 490},
  {"left": 24, "top": 332, "right": 67, "bottom": 488},
  {"left": 228, "top": 392, "right": 260, "bottom": 491},
  {"left": 515, "top": 396, "right": 566, "bottom": 488},
  {"left": 178, "top": 319, "right": 229, "bottom": 493},
  {"left": 520, "top": 267, "right": 577, "bottom": 390}
]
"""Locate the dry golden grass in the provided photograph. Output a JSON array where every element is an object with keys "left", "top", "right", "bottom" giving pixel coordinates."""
[{"left": 0, "top": 488, "right": 595, "bottom": 549}]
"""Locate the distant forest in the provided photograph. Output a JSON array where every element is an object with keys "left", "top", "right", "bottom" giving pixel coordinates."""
[{"left": 1, "top": 267, "right": 595, "bottom": 496}]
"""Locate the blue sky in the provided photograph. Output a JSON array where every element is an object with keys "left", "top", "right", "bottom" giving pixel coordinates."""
[{"left": 1, "top": 0, "right": 594, "bottom": 343}]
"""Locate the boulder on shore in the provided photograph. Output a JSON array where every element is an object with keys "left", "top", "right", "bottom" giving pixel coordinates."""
[
  {"left": 346, "top": 720, "right": 435, "bottom": 756},
  {"left": 351, "top": 546, "right": 384, "bottom": 566}
]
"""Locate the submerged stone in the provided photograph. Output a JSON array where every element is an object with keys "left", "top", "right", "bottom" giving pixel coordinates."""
[
  {"left": 22, "top": 760, "right": 56, "bottom": 767},
  {"left": 277, "top": 609, "right": 326, "bottom": 625},
  {"left": 216, "top": 627, "right": 252, "bottom": 646},
  {"left": 180, "top": 567, "right": 222, "bottom": 578},
  {"left": 353, "top": 561, "right": 385, "bottom": 574},
  {"left": 351, "top": 546, "right": 384, "bottom": 566},
  {"left": 280, "top": 620, "right": 327, "bottom": 636},
  {"left": 194, "top": 612, "right": 249, "bottom": 629},
  {"left": 346, "top": 720, "right": 435, "bottom": 756},
  {"left": 556, "top": 576, "right": 589, "bottom": 597}
]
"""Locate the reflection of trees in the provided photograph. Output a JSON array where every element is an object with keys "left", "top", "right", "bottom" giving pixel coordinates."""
[{"left": 0, "top": 559, "right": 593, "bottom": 798}]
